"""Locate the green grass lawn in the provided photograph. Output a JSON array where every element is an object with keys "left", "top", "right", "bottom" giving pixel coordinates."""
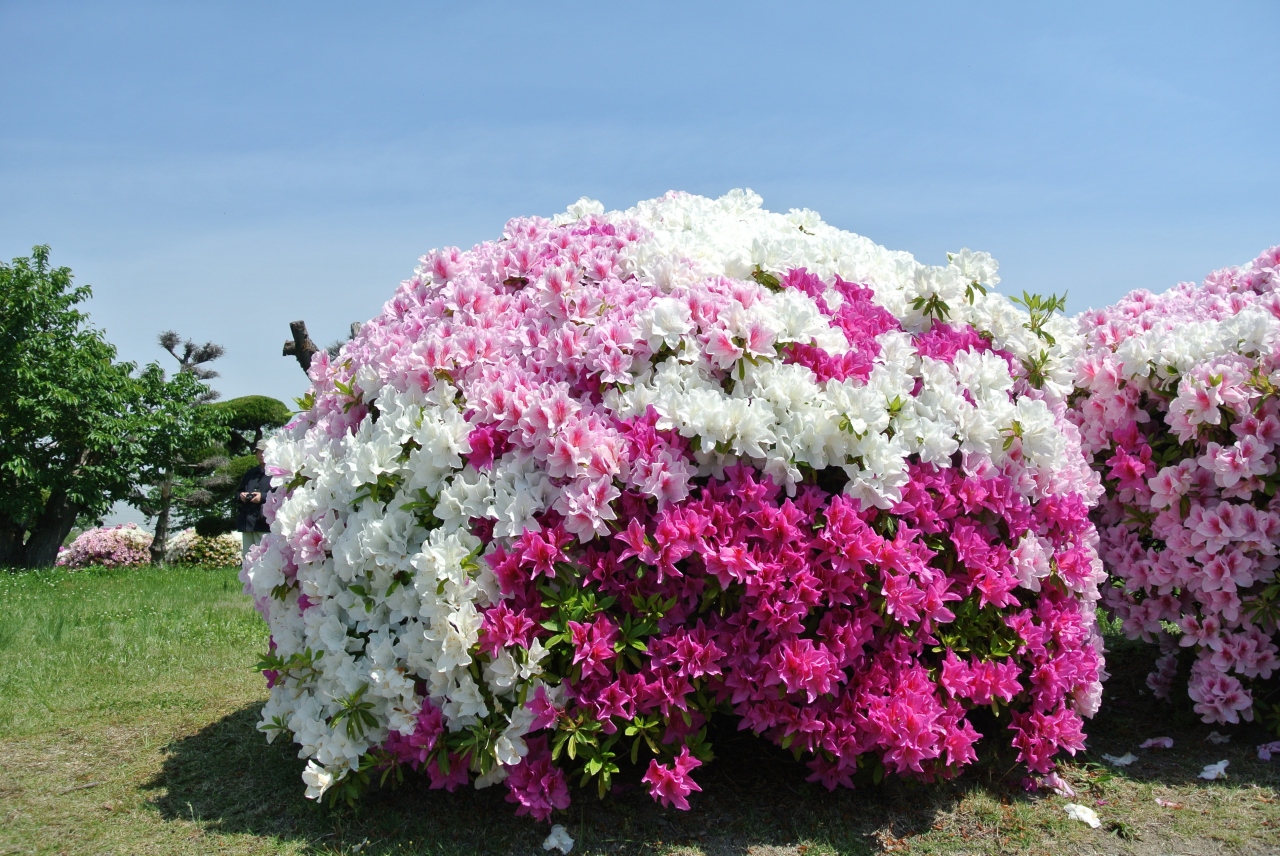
[{"left": 0, "top": 566, "right": 1277, "bottom": 856}]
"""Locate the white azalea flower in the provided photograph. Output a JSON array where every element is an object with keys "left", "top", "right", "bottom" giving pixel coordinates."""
[
  {"left": 302, "top": 761, "right": 335, "bottom": 800},
  {"left": 543, "top": 825, "right": 575, "bottom": 854},
  {"left": 1198, "top": 760, "right": 1229, "bottom": 780}
]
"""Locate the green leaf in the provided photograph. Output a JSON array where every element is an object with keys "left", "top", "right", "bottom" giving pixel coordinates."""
[
  {"left": 751, "top": 267, "right": 782, "bottom": 292},
  {"left": 330, "top": 683, "right": 378, "bottom": 739}
]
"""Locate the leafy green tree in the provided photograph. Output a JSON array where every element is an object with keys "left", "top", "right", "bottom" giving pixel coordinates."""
[
  {"left": 129, "top": 363, "right": 229, "bottom": 565},
  {"left": 0, "top": 246, "right": 143, "bottom": 568}
]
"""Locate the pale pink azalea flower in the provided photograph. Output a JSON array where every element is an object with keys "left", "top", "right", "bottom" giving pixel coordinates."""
[
  {"left": 1041, "top": 771, "right": 1075, "bottom": 797},
  {"left": 1148, "top": 463, "right": 1193, "bottom": 510},
  {"left": 703, "top": 329, "right": 744, "bottom": 369},
  {"left": 552, "top": 477, "right": 620, "bottom": 539},
  {"left": 1256, "top": 741, "right": 1280, "bottom": 761},
  {"left": 1188, "top": 668, "right": 1253, "bottom": 725}
]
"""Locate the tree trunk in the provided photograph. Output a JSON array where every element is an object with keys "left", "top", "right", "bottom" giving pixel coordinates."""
[
  {"left": 22, "top": 488, "right": 81, "bottom": 568},
  {"left": 150, "top": 469, "right": 172, "bottom": 566},
  {"left": 282, "top": 320, "right": 319, "bottom": 372},
  {"left": 0, "top": 517, "right": 26, "bottom": 568}
]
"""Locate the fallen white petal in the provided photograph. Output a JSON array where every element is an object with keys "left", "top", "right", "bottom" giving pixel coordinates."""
[
  {"left": 1198, "top": 760, "right": 1229, "bottom": 780},
  {"left": 1102, "top": 752, "right": 1138, "bottom": 767},
  {"left": 1064, "top": 803, "right": 1101, "bottom": 828},
  {"left": 1155, "top": 798, "right": 1183, "bottom": 809},
  {"left": 543, "top": 824, "right": 574, "bottom": 854},
  {"left": 1205, "top": 731, "right": 1231, "bottom": 745},
  {"left": 1139, "top": 737, "right": 1173, "bottom": 749}
]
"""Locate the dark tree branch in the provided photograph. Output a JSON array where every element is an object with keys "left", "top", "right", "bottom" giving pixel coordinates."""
[
  {"left": 190, "top": 342, "right": 225, "bottom": 365},
  {"left": 283, "top": 320, "right": 320, "bottom": 372},
  {"left": 158, "top": 330, "right": 224, "bottom": 401}
]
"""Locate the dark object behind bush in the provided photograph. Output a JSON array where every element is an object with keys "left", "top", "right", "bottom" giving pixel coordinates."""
[
  {"left": 177, "top": 396, "right": 288, "bottom": 536},
  {"left": 188, "top": 454, "right": 263, "bottom": 537}
]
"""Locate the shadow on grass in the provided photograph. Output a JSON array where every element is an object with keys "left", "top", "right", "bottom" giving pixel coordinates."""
[
  {"left": 145, "top": 642, "right": 1278, "bottom": 855},
  {"left": 1072, "top": 636, "right": 1280, "bottom": 792},
  {"left": 144, "top": 703, "right": 983, "bottom": 855},
  {"left": 145, "top": 639, "right": 1274, "bottom": 849}
]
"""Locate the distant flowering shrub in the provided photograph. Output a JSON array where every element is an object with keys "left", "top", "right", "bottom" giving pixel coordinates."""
[
  {"left": 1071, "top": 246, "right": 1280, "bottom": 727},
  {"left": 164, "top": 527, "right": 199, "bottom": 561},
  {"left": 244, "top": 191, "right": 1105, "bottom": 821},
  {"left": 57, "top": 523, "right": 152, "bottom": 568},
  {"left": 166, "top": 528, "right": 242, "bottom": 566}
]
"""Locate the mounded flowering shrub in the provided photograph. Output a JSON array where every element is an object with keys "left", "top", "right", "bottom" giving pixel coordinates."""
[
  {"left": 1071, "top": 246, "right": 1280, "bottom": 728},
  {"left": 244, "top": 191, "right": 1106, "bottom": 819},
  {"left": 57, "top": 523, "right": 152, "bottom": 568},
  {"left": 164, "top": 527, "right": 199, "bottom": 562},
  {"left": 166, "top": 528, "right": 242, "bottom": 566}
]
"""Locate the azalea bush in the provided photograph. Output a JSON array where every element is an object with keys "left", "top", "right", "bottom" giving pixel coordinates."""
[
  {"left": 1071, "top": 246, "right": 1280, "bottom": 729},
  {"left": 165, "top": 528, "right": 242, "bottom": 566},
  {"left": 243, "top": 191, "right": 1106, "bottom": 824},
  {"left": 57, "top": 523, "right": 152, "bottom": 568}
]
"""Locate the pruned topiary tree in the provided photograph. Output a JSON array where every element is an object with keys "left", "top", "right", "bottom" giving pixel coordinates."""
[{"left": 211, "top": 395, "right": 292, "bottom": 456}]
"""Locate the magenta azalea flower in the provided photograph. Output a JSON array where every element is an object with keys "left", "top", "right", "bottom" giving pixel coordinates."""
[{"left": 642, "top": 746, "right": 703, "bottom": 810}]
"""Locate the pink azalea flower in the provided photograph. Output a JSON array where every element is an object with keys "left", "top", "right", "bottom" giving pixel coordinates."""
[
  {"left": 505, "top": 738, "right": 571, "bottom": 821},
  {"left": 642, "top": 746, "right": 703, "bottom": 810}
]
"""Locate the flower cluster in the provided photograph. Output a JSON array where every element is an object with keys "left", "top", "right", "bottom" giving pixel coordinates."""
[
  {"left": 165, "top": 528, "right": 242, "bottom": 566},
  {"left": 1071, "top": 246, "right": 1280, "bottom": 726},
  {"left": 243, "top": 191, "right": 1105, "bottom": 820},
  {"left": 57, "top": 523, "right": 152, "bottom": 568}
]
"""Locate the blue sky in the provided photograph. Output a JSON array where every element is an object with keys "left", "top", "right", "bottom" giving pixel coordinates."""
[{"left": 3, "top": 1, "right": 1278, "bottom": 410}]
